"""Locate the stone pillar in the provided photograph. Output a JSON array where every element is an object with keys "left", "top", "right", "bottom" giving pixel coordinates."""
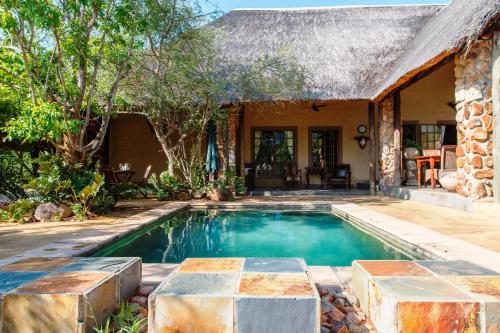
[
  {"left": 228, "top": 111, "right": 239, "bottom": 169},
  {"left": 493, "top": 31, "right": 500, "bottom": 204},
  {"left": 454, "top": 37, "right": 494, "bottom": 199},
  {"left": 369, "top": 102, "right": 377, "bottom": 194},
  {"left": 379, "top": 96, "right": 395, "bottom": 187}
]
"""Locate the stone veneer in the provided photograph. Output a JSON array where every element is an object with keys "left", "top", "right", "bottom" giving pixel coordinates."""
[
  {"left": 217, "top": 109, "right": 239, "bottom": 174},
  {"left": 455, "top": 37, "right": 494, "bottom": 199},
  {"left": 379, "top": 96, "right": 396, "bottom": 186}
]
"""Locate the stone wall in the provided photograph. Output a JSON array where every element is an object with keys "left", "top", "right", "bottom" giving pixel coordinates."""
[
  {"left": 379, "top": 96, "right": 395, "bottom": 186},
  {"left": 454, "top": 37, "right": 494, "bottom": 199},
  {"left": 217, "top": 110, "right": 240, "bottom": 174}
]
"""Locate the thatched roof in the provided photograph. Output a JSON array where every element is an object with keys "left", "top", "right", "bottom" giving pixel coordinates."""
[
  {"left": 373, "top": 0, "right": 500, "bottom": 100},
  {"left": 212, "top": 5, "right": 443, "bottom": 100}
]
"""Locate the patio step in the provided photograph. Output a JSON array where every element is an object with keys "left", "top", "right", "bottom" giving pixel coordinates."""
[
  {"left": 0, "top": 257, "right": 141, "bottom": 333},
  {"left": 351, "top": 260, "right": 500, "bottom": 333},
  {"left": 148, "top": 258, "right": 320, "bottom": 333}
]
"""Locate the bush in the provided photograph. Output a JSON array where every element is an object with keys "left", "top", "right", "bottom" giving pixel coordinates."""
[
  {"left": 148, "top": 171, "right": 185, "bottom": 200},
  {"left": 109, "top": 182, "right": 140, "bottom": 201},
  {"left": 0, "top": 149, "right": 33, "bottom": 200},
  {"left": 0, "top": 199, "right": 37, "bottom": 223},
  {"left": 93, "top": 302, "right": 146, "bottom": 333},
  {"left": 218, "top": 168, "right": 246, "bottom": 196},
  {"left": 20, "top": 153, "right": 114, "bottom": 218}
]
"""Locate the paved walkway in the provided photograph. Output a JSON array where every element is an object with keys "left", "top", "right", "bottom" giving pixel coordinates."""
[{"left": 1, "top": 196, "right": 499, "bottom": 259}]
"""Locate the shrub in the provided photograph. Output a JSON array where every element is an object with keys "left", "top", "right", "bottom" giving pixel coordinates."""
[
  {"left": 93, "top": 302, "right": 147, "bottom": 333},
  {"left": 0, "top": 199, "right": 37, "bottom": 223},
  {"left": 0, "top": 149, "right": 33, "bottom": 200},
  {"left": 109, "top": 182, "right": 140, "bottom": 201},
  {"left": 218, "top": 168, "right": 246, "bottom": 196},
  {"left": 148, "top": 171, "right": 185, "bottom": 200}
]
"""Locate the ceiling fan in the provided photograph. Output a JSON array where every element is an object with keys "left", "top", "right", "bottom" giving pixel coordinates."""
[{"left": 304, "top": 103, "right": 328, "bottom": 112}]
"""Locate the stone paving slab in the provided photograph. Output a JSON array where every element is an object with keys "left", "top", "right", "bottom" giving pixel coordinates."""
[
  {"left": 3, "top": 271, "right": 117, "bottom": 333},
  {"left": 243, "top": 258, "right": 306, "bottom": 273},
  {"left": 352, "top": 260, "right": 500, "bottom": 333},
  {"left": 0, "top": 257, "right": 142, "bottom": 333},
  {"left": 149, "top": 258, "right": 320, "bottom": 333}
]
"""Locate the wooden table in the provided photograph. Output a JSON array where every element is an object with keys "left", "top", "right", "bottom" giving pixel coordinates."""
[
  {"left": 305, "top": 167, "right": 326, "bottom": 188},
  {"left": 114, "top": 170, "right": 136, "bottom": 183},
  {"left": 415, "top": 155, "right": 441, "bottom": 189}
]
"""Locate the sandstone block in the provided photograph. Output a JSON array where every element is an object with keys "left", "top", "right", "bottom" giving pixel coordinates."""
[{"left": 472, "top": 128, "right": 488, "bottom": 141}]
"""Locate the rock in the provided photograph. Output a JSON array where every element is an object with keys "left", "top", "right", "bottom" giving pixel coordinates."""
[
  {"left": 130, "top": 295, "right": 148, "bottom": 306},
  {"left": 474, "top": 169, "right": 494, "bottom": 179},
  {"left": 343, "top": 306, "right": 356, "bottom": 313},
  {"left": 330, "top": 321, "right": 349, "bottom": 333},
  {"left": 322, "top": 301, "right": 334, "bottom": 314},
  {"left": 138, "top": 307, "right": 148, "bottom": 317},
  {"left": 172, "top": 190, "right": 192, "bottom": 201},
  {"left": 136, "top": 285, "right": 156, "bottom": 296},
  {"left": 207, "top": 187, "right": 233, "bottom": 202},
  {"left": 34, "top": 203, "right": 73, "bottom": 222},
  {"left": 472, "top": 127, "right": 488, "bottom": 141},
  {"left": 439, "top": 172, "right": 457, "bottom": 192},
  {"left": 319, "top": 287, "right": 329, "bottom": 297},
  {"left": 333, "top": 298, "right": 345, "bottom": 313},
  {"left": 471, "top": 155, "right": 483, "bottom": 169},
  {"left": 345, "top": 312, "right": 363, "bottom": 326},
  {"left": 321, "top": 326, "right": 331, "bottom": 333},
  {"left": 329, "top": 307, "right": 345, "bottom": 322}
]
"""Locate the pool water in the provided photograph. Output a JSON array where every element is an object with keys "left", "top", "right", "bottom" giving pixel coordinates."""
[{"left": 92, "top": 209, "right": 413, "bottom": 266}]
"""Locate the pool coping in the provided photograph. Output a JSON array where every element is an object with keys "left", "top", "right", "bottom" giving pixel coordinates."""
[{"left": 2, "top": 200, "right": 500, "bottom": 274}]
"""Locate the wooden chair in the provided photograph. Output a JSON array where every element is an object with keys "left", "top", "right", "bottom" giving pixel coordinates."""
[
  {"left": 326, "top": 164, "right": 351, "bottom": 190},
  {"left": 283, "top": 163, "right": 302, "bottom": 189},
  {"left": 100, "top": 166, "right": 118, "bottom": 186},
  {"left": 423, "top": 149, "right": 441, "bottom": 188},
  {"left": 134, "top": 165, "right": 152, "bottom": 198}
]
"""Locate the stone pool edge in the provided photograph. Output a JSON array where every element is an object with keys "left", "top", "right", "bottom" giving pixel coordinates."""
[
  {"left": 2, "top": 200, "right": 500, "bottom": 274},
  {"left": 330, "top": 202, "right": 500, "bottom": 273}
]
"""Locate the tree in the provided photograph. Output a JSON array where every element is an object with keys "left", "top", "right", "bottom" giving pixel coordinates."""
[
  {"left": 126, "top": 0, "right": 310, "bottom": 186},
  {"left": 0, "top": 0, "right": 142, "bottom": 163}
]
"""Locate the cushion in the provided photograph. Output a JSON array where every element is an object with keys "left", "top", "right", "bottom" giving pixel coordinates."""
[{"left": 334, "top": 168, "right": 348, "bottom": 178}]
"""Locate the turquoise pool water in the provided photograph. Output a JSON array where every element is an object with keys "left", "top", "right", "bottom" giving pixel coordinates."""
[{"left": 92, "top": 209, "right": 412, "bottom": 266}]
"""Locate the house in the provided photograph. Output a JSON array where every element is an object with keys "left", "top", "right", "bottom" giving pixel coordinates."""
[{"left": 107, "top": 0, "right": 499, "bottom": 202}]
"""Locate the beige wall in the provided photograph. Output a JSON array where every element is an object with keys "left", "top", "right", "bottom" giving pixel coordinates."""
[
  {"left": 109, "top": 114, "right": 167, "bottom": 182},
  {"left": 243, "top": 101, "right": 370, "bottom": 185},
  {"left": 401, "top": 61, "right": 456, "bottom": 123}
]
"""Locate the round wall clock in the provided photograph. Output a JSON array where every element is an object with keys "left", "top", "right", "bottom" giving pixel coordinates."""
[{"left": 358, "top": 125, "right": 367, "bottom": 134}]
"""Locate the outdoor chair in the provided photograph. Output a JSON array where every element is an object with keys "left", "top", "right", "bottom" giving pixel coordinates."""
[
  {"left": 423, "top": 149, "right": 441, "bottom": 188},
  {"left": 100, "top": 166, "right": 118, "bottom": 186},
  {"left": 134, "top": 165, "right": 152, "bottom": 198},
  {"left": 283, "top": 162, "right": 302, "bottom": 189},
  {"left": 326, "top": 164, "right": 351, "bottom": 190}
]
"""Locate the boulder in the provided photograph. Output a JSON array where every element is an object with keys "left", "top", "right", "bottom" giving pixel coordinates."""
[
  {"left": 207, "top": 187, "right": 233, "bottom": 202},
  {"left": 34, "top": 203, "right": 73, "bottom": 222},
  {"left": 439, "top": 172, "right": 457, "bottom": 192},
  {"left": 172, "top": 190, "right": 192, "bottom": 201}
]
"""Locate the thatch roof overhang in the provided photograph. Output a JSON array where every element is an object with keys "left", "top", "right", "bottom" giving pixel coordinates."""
[
  {"left": 372, "top": 0, "right": 500, "bottom": 102},
  {"left": 211, "top": 5, "right": 443, "bottom": 101}
]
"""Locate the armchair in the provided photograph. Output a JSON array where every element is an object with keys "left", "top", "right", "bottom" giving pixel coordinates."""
[
  {"left": 326, "top": 164, "right": 351, "bottom": 190},
  {"left": 283, "top": 163, "right": 302, "bottom": 189}
]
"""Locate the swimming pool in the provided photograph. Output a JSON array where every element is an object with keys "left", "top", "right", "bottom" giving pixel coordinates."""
[{"left": 92, "top": 208, "right": 418, "bottom": 266}]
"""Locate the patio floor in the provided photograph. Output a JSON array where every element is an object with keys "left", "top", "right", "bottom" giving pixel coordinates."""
[{"left": 0, "top": 196, "right": 499, "bottom": 259}]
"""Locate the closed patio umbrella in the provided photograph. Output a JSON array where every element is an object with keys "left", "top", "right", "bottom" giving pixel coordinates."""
[{"left": 206, "top": 122, "right": 219, "bottom": 175}]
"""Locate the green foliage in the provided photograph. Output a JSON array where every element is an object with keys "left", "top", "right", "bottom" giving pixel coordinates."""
[
  {"left": 93, "top": 302, "right": 146, "bottom": 333},
  {"left": 0, "top": 199, "right": 37, "bottom": 223},
  {"left": 21, "top": 153, "right": 114, "bottom": 217},
  {"left": 218, "top": 168, "right": 246, "bottom": 196},
  {"left": 109, "top": 182, "right": 140, "bottom": 201},
  {"left": 0, "top": 149, "right": 33, "bottom": 200},
  {"left": 148, "top": 171, "right": 185, "bottom": 201}
]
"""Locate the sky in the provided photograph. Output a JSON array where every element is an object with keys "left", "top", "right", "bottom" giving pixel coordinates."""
[{"left": 200, "top": 0, "right": 448, "bottom": 13}]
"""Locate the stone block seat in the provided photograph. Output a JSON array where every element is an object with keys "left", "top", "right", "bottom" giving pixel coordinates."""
[
  {"left": 0, "top": 256, "right": 141, "bottom": 333},
  {"left": 352, "top": 260, "right": 500, "bottom": 333},
  {"left": 148, "top": 258, "right": 320, "bottom": 333}
]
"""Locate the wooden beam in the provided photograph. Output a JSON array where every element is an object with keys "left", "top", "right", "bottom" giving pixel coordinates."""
[
  {"left": 393, "top": 91, "right": 402, "bottom": 186},
  {"left": 368, "top": 102, "right": 376, "bottom": 194},
  {"left": 493, "top": 31, "right": 500, "bottom": 204},
  {"left": 238, "top": 105, "right": 245, "bottom": 177}
]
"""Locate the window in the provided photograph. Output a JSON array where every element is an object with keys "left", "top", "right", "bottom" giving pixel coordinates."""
[
  {"left": 253, "top": 129, "right": 295, "bottom": 164},
  {"left": 402, "top": 122, "right": 419, "bottom": 146},
  {"left": 420, "top": 124, "right": 441, "bottom": 149},
  {"left": 309, "top": 128, "right": 341, "bottom": 170}
]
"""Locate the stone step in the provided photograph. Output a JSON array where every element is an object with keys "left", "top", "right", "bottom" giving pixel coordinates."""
[
  {"left": 148, "top": 258, "right": 320, "bottom": 333},
  {"left": 0, "top": 256, "right": 141, "bottom": 333},
  {"left": 351, "top": 260, "right": 500, "bottom": 333}
]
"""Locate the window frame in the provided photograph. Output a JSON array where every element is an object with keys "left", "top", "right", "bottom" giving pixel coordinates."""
[
  {"left": 308, "top": 126, "right": 342, "bottom": 170},
  {"left": 251, "top": 126, "right": 298, "bottom": 165}
]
